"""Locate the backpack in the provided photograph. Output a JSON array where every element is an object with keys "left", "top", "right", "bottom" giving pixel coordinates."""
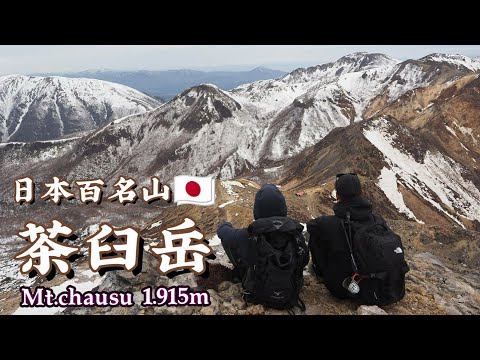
[
  {"left": 242, "top": 228, "right": 307, "bottom": 311},
  {"left": 341, "top": 211, "right": 410, "bottom": 306}
]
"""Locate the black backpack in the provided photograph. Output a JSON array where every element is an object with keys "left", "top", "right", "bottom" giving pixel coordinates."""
[
  {"left": 341, "top": 211, "right": 410, "bottom": 306},
  {"left": 242, "top": 229, "right": 307, "bottom": 311}
]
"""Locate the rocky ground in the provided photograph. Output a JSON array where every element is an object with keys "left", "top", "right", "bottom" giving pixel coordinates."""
[{"left": 1, "top": 178, "right": 479, "bottom": 315}]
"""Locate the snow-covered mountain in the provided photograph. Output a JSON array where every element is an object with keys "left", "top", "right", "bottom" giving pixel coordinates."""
[
  {"left": 232, "top": 52, "right": 479, "bottom": 160},
  {"left": 3, "top": 53, "right": 479, "bottom": 178},
  {"left": 0, "top": 75, "right": 160, "bottom": 142},
  {"left": 232, "top": 53, "right": 398, "bottom": 115},
  {"left": 420, "top": 53, "right": 480, "bottom": 72},
  {"left": 1, "top": 52, "right": 479, "bottom": 228},
  {"left": 43, "top": 84, "right": 263, "bottom": 182}
]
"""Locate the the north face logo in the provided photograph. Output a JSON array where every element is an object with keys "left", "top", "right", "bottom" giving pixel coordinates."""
[{"left": 272, "top": 290, "right": 285, "bottom": 299}]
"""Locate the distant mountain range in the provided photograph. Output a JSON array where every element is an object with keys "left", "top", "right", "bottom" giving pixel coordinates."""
[{"left": 36, "top": 67, "right": 287, "bottom": 101}]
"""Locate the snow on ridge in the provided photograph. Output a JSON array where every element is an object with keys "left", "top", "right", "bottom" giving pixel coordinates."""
[
  {"left": 377, "top": 167, "right": 423, "bottom": 223},
  {"left": 364, "top": 118, "right": 480, "bottom": 226},
  {"left": 264, "top": 165, "right": 284, "bottom": 173},
  {"left": 0, "top": 74, "right": 158, "bottom": 108},
  {"left": 336, "top": 64, "right": 397, "bottom": 115},
  {"left": 230, "top": 53, "right": 400, "bottom": 116},
  {"left": 0, "top": 136, "right": 79, "bottom": 165},
  {"left": 1, "top": 136, "right": 82, "bottom": 146},
  {"left": 421, "top": 53, "right": 480, "bottom": 72},
  {"left": 387, "top": 62, "right": 430, "bottom": 102}
]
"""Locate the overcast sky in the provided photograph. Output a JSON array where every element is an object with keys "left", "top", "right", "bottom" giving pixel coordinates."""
[{"left": 1, "top": 45, "right": 480, "bottom": 74}]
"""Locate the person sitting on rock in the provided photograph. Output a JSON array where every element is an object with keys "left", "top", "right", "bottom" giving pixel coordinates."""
[
  {"left": 308, "top": 173, "right": 409, "bottom": 306},
  {"left": 217, "top": 184, "right": 309, "bottom": 310}
]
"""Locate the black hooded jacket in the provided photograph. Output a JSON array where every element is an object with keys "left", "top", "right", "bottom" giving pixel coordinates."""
[
  {"left": 217, "top": 184, "right": 308, "bottom": 269},
  {"left": 307, "top": 196, "right": 386, "bottom": 299}
]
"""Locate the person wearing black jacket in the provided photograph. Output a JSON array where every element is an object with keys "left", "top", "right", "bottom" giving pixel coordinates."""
[
  {"left": 307, "top": 173, "right": 386, "bottom": 299},
  {"left": 217, "top": 184, "right": 309, "bottom": 280}
]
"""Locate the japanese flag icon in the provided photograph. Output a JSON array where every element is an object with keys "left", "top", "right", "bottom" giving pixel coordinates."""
[{"left": 173, "top": 176, "right": 215, "bottom": 206}]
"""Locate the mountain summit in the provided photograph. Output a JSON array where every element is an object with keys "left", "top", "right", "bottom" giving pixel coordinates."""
[
  {"left": 419, "top": 53, "right": 480, "bottom": 71},
  {"left": 0, "top": 75, "right": 160, "bottom": 142}
]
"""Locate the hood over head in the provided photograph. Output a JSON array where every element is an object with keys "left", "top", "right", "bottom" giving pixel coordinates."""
[
  {"left": 335, "top": 173, "right": 362, "bottom": 199},
  {"left": 253, "top": 184, "right": 287, "bottom": 220}
]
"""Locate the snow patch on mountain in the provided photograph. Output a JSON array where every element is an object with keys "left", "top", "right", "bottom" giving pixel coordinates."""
[
  {"left": 453, "top": 121, "right": 478, "bottom": 144},
  {"left": 364, "top": 118, "right": 480, "bottom": 226},
  {"left": 337, "top": 64, "right": 397, "bottom": 115},
  {"left": 264, "top": 165, "right": 283, "bottom": 173},
  {"left": 377, "top": 167, "right": 423, "bottom": 223},
  {"left": 221, "top": 180, "right": 245, "bottom": 197},
  {"left": 445, "top": 125, "right": 457, "bottom": 137},
  {"left": 387, "top": 62, "right": 431, "bottom": 102},
  {"left": 219, "top": 200, "right": 236, "bottom": 208},
  {"left": 0, "top": 136, "right": 79, "bottom": 170}
]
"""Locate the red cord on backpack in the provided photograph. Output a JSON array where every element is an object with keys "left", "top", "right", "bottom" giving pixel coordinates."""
[{"left": 352, "top": 273, "right": 362, "bottom": 283}]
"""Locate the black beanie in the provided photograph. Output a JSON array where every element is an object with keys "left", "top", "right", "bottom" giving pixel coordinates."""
[{"left": 335, "top": 174, "right": 362, "bottom": 199}]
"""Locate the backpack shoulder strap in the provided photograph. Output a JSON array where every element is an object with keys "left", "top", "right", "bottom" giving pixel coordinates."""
[{"left": 246, "top": 234, "right": 263, "bottom": 265}]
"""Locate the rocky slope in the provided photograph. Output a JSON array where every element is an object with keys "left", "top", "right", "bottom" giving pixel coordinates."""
[
  {"left": 2, "top": 179, "right": 479, "bottom": 315},
  {"left": 0, "top": 75, "right": 160, "bottom": 142},
  {"left": 276, "top": 117, "right": 480, "bottom": 230},
  {"left": 365, "top": 72, "right": 480, "bottom": 173}
]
